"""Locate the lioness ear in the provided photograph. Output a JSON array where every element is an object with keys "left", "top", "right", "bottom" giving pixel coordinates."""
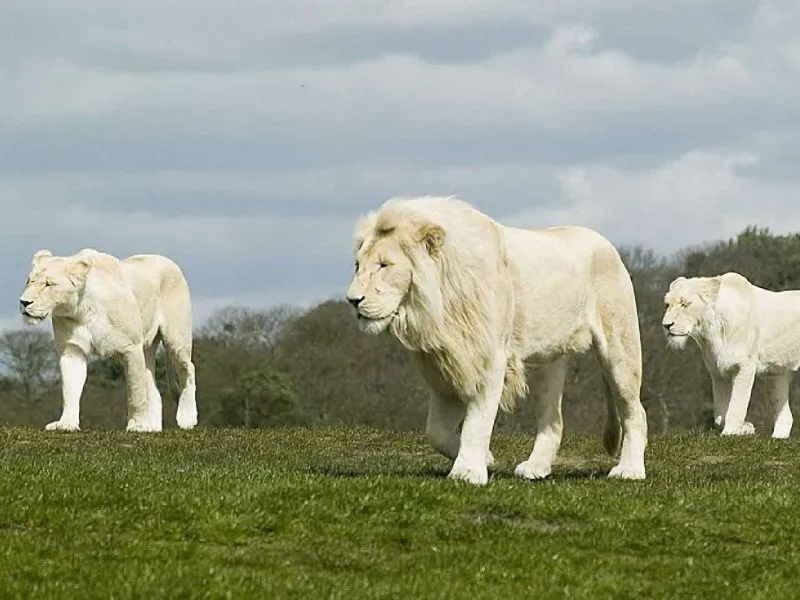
[
  {"left": 32, "top": 249, "right": 52, "bottom": 266},
  {"left": 417, "top": 222, "right": 445, "bottom": 256},
  {"left": 669, "top": 276, "right": 686, "bottom": 290},
  {"left": 68, "top": 257, "right": 93, "bottom": 283}
]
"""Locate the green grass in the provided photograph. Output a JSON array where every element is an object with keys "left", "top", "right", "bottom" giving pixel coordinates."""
[{"left": 0, "top": 426, "right": 799, "bottom": 599}]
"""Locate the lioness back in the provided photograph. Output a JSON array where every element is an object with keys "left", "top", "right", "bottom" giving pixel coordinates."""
[{"left": 119, "top": 254, "right": 193, "bottom": 338}]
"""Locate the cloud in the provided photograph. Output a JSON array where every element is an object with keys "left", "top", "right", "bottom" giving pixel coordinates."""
[{"left": 1, "top": 1, "right": 800, "bottom": 330}]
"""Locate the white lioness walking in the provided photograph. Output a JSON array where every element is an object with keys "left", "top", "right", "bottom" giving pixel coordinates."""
[
  {"left": 346, "top": 196, "right": 648, "bottom": 485},
  {"left": 663, "top": 272, "right": 800, "bottom": 438},
  {"left": 19, "top": 248, "right": 197, "bottom": 432}
]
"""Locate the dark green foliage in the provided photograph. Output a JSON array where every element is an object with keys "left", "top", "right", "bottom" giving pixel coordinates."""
[{"left": 1, "top": 226, "right": 799, "bottom": 434}]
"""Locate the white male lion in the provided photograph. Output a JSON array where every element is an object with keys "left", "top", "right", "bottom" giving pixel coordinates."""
[
  {"left": 346, "top": 196, "right": 648, "bottom": 485},
  {"left": 19, "top": 248, "right": 197, "bottom": 432},
  {"left": 663, "top": 272, "right": 800, "bottom": 438}
]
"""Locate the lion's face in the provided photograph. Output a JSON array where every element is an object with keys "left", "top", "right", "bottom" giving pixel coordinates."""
[
  {"left": 345, "top": 207, "right": 445, "bottom": 335},
  {"left": 19, "top": 250, "right": 92, "bottom": 324},
  {"left": 346, "top": 234, "right": 414, "bottom": 334},
  {"left": 662, "top": 276, "right": 718, "bottom": 349}
]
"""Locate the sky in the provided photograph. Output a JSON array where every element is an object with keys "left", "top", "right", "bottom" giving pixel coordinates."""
[{"left": 2, "top": 0, "right": 800, "bottom": 331}]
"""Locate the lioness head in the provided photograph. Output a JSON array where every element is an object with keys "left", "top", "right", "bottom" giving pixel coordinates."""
[
  {"left": 19, "top": 249, "right": 94, "bottom": 324},
  {"left": 345, "top": 205, "right": 445, "bottom": 335},
  {"left": 661, "top": 275, "right": 721, "bottom": 349}
]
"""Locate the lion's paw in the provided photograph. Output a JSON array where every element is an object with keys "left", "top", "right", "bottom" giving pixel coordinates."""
[
  {"left": 45, "top": 420, "right": 80, "bottom": 432},
  {"left": 721, "top": 421, "right": 755, "bottom": 436},
  {"left": 486, "top": 450, "right": 495, "bottom": 469},
  {"left": 126, "top": 419, "right": 162, "bottom": 433},
  {"left": 772, "top": 423, "right": 792, "bottom": 439},
  {"left": 448, "top": 459, "right": 488, "bottom": 486},
  {"left": 608, "top": 463, "right": 646, "bottom": 480},
  {"left": 176, "top": 406, "right": 198, "bottom": 430},
  {"left": 514, "top": 460, "right": 552, "bottom": 480}
]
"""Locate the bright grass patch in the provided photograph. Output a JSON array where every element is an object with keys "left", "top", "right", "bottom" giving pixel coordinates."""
[{"left": 0, "top": 426, "right": 798, "bottom": 599}]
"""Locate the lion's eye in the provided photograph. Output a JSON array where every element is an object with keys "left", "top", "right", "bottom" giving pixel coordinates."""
[
  {"left": 44, "top": 281, "right": 54, "bottom": 287},
  {"left": 379, "top": 262, "right": 389, "bottom": 269},
  {"left": 354, "top": 261, "right": 359, "bottom": 272}
]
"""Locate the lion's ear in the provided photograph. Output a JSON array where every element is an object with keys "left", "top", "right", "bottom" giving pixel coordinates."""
[
  {"left": 32, "top": 249, "right": 52, "bottom": 266},
  {"left": 417, "top": 222, "right": 445, "bottom": 256},
  {"left": 67, "top": 257, "right": 93, "bottom": 283},
  {"left": 354, "top": 212, "right": 377, "bottom": 250},
  {"left": 699, "top": 278, "right": 721, "bottom": 303}
]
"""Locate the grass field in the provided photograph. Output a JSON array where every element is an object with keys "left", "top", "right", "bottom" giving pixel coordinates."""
[{"left": 0, "top": 426, "right": 798, "bottom": 599}]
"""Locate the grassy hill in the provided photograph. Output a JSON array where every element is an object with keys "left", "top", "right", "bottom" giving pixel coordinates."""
[{"left": 0, "top": 426, "right": 798, "bottom": 599}]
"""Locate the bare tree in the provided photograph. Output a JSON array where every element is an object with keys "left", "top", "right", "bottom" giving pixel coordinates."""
[{"left": 0, "top": 329, "right": 59, "bottom": 402}]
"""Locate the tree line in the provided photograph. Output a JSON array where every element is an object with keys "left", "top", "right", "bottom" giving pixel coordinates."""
[{"left": 1, "top": 225, "right": 798, "bottom": 436}]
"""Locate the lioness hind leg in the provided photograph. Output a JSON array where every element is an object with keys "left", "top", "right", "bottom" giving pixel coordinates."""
[
  {"left": 143, "top": 343, "right": 163, "bottom": 430},
  {"left": 123, "top": 346, "right": 161, "bottom": 432},
  {"left": 766, "top": 373, "right": 793, "bottom": 439},
  {"left": 159, "top": 287, "right": 198, "bottom": 430},
  {"left": 162, "top": 335, "right": 197, "bottom": 430},
  {"left": 515, "top": 357, "right": 567, "bottom": 481}
]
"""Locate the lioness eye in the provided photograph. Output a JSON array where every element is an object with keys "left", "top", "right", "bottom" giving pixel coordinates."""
[
  {"left": 354, "top": 261, "right": 359, "bottom": 272},
  {"left": 379, "top": 262, "right": 389, "bottom": 269}
]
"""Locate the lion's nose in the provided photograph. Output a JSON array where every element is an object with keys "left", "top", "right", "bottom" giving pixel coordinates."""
[
  {"left": 662, "top": 321, "right": 673, "bottom": 331},
  {"left": 347, "top": 295, "right": 365, "bottom": 308},
  {"left": 19, "top": 299, "right": 32, "bottom": 309}
]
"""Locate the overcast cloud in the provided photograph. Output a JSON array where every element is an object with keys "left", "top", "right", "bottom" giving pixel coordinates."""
[{"left": 2, "top": 0, "right": 800, "bottom": 330}]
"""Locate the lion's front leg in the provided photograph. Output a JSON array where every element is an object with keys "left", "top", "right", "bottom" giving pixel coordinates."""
[
  {"left": 122, "top": 346, "right": 161, "bottom": 433},
  {"left": 720, "top": 365, "right": 757, "bottom": 436},
  {"left": 47, "top": 348, "right": 87, "bottom": 432},
  {"left": 425, "top": 392, "right": 464, "bottom": 461},
  {"left": 448, "top": 366, "right": 504, "bottom": 486}
]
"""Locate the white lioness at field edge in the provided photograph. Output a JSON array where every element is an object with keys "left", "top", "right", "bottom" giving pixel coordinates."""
[
  {"left": 346, "top": 196, "right": 648, "bottom": 485},
  {"left": 19, "top": 248, "right": 197, "bottom": 432},
  {"left": 663, "top": 273, "right": 800, "bottom": 438}
]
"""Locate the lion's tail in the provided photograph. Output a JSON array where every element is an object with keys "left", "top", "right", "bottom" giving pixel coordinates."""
[
  {"left": 500, "top": 355, "right": 527, "bottom": 412},
  {"left": 601, "top": 376, "right": 623, "bottom": 457}
]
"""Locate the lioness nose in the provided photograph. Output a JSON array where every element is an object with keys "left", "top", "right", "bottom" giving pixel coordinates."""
[
  {"left": 19, "top": 299, "right": 32, "bottom": 308},
  {"left": 347, "top": 295, "right": 364, "bottom": 308}
]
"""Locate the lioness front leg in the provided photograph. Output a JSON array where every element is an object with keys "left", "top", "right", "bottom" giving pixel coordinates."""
[
  {"left": 122, "top": 346, "right": 161, "bottom": 432},
  {"left": 721, "top": 365, "right": 757, "bottom": 436},
  {"left": 47, "top": 348, "right": 87, "bottom": 432},
  {"left": 710, "top": 375, "right": 731, "bottom": 429},
  {"left": 448, "top": 366, "right": 504, "bottom": 486}
]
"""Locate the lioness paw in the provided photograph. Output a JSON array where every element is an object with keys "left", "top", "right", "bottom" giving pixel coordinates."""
[
  {"left": 448, "top": 459, "right": 489, "bottom": 486},
  {"left": 721, "top": 421, "right": 755, "bottom": 436},
  {"left": 514, "top": 460, "right": 552, "bottom": 480},
  {"left": 485, "top": 450, "right": 496, "bottom": 469},
  {"left": 45, "top": 420, "right": 80, "bottom": 432},
  {"left": 608, "top": 463, "right": 646, "bottom": 480}
]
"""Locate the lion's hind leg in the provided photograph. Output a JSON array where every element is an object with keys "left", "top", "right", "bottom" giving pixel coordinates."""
[
  {"left": 593, "top": 318, "right": 647, "bottom": 480},
  {"left": 515, "top": 356, "right": 567, "bottom": 481}
]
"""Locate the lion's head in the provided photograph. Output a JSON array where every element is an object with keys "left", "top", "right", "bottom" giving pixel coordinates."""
[
  {"left": 345, "top": 201, "right": 445, "bottom": 336},
  {"left": 662, "top": 275, "right": 721, "bottom": 349},
  {"left": 19, "top": 249, "right": 94, "bottom": 324}
]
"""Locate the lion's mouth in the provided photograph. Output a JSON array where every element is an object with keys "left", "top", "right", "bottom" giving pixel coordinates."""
[{"left": 21, "top": 310, "right": 47, "bottom": 323}]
